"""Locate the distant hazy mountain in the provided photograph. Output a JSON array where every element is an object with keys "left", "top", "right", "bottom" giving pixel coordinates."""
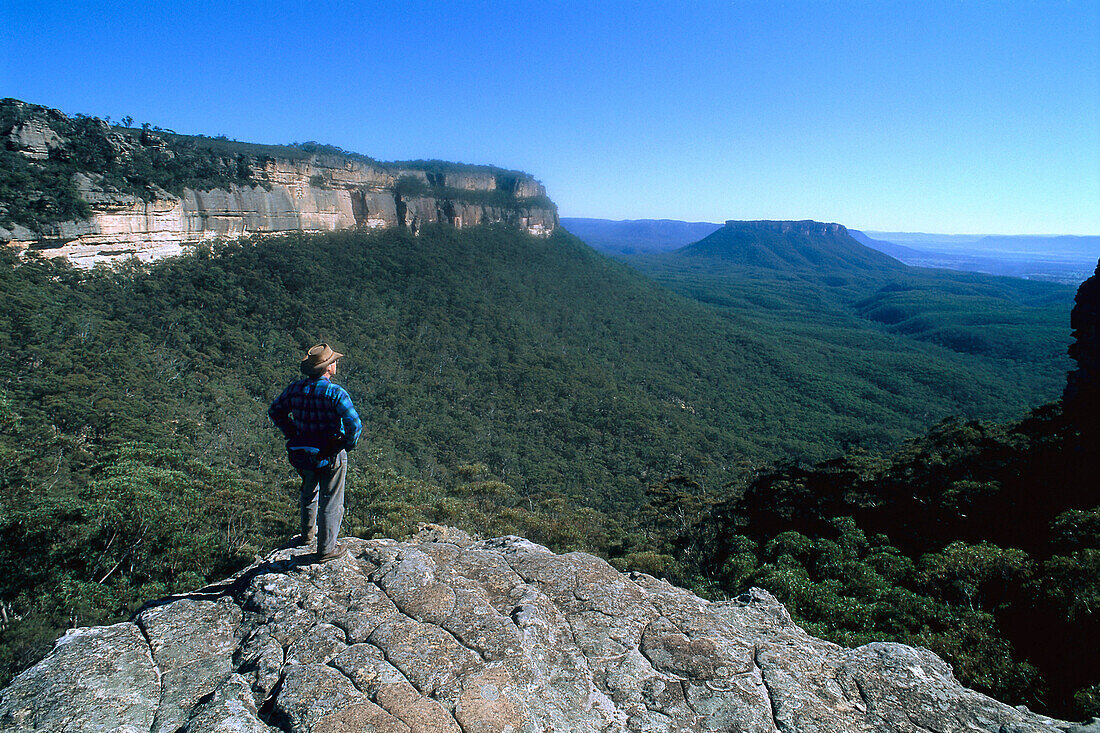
[
  {"left": 560, "top": 217, "right": 722, "bottom": 254},
  {"left": 622, "top": 219, "right": 1075, "bottom": 383},
  {"left": 677, "top": 220, "right": 902, "bottom": 272},
  {"left": 864, "top": 232, "right": 985, "bottom": 246},
  {"left": 861, "top": 231, "right": 1100, "bottom": 283},
  {"left": 567, "top": 219, "right": 1099, "bottom": 285},
  {"left": 848, "top": 229, "right": 927, "bottom": 259},
  {"left": 866, "top": 232, "right": 1100, "bottom": 259},
  {"left": 971, "top": 235, "right": 1100, "bottom": 259}
]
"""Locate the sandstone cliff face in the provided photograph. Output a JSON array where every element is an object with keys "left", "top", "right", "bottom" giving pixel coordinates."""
[
  {"left": 1, "top": 101, "right": 557, "bottom": 268},
  {"left": 0, "top": 526, "right": 1084, "bottom": 733},
  {"left": 723, "top": 220, "right": 848, "bottom": 236}
]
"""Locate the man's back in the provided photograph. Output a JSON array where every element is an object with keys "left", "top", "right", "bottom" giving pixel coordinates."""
[{"left": 269, "top": 376, "right": 362, "bottom": 453}]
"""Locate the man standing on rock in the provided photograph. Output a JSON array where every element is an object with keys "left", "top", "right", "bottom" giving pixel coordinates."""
[{"left": 269, "top": 344, "right": 362, "bottom": 562}]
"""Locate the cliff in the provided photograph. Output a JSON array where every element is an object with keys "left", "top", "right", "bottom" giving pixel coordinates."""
[
  {"left": 0, "top": 100, "right": 557, "bottom": 267},
  {"left": 1065, "top": 262, "right": 1100, "bottom": 429},
  {"left": 723, "top": 220, "right": 848, "bottom": 236},
  {"left": 1, "top": 526, "right": 1088, "bottom": 733}
]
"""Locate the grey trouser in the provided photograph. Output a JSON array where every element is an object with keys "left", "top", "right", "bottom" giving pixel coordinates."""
[{"left": 296, "top": 449, "right": 346, "bottom": 555}]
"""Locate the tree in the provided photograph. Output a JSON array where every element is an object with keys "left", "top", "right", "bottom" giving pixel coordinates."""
[{"left": 919, "top": 541, "right": 1032, "bottom": 612}]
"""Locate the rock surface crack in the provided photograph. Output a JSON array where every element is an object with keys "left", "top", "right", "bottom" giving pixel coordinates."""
[
  {"left": 753, "top": 645, "right": 783, "bottom": 733},
  {"left": 371, "top": 575, "right": 493, "bottom": 665},
  {"left": 854, "top": 676, "right": 872, "bottom": 713},
  {"left": 132, "top": 620, "right": 163, "bottom": 733},
  {"left": 256, "top": 672, "right": 291, "bottom": 733},
  {"left": 903, "top": 708, "right": 945, "bottom": 733}
]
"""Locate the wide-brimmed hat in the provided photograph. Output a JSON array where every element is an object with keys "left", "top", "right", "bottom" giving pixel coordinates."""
[{"left": 300, "top": 343, "right": 344, "bottom": 376}]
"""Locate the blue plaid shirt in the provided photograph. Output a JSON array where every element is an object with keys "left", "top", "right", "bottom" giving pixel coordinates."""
[{"left": 269, "top": 376, "right": 362, "bottom": 453}]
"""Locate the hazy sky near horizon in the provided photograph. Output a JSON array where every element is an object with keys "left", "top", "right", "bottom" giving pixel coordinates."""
[{"left": 3, "top": 1, "right": 1098, "bottom": 235}]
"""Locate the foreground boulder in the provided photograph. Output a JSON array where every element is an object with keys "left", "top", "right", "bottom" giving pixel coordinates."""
[{"left": 0, "top": 527, "right": 1085, "bottom": 732}]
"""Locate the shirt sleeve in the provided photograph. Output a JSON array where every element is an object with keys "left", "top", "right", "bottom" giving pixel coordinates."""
[
  {"left": 268, "top": 386, "right": 297, "bottom": 439},
  {"left": 334, "top": 388, "right": 362, "bottom": 451}
]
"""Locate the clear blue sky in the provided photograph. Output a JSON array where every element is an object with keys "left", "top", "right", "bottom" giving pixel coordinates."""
[{"left": 3, "top": 0, "right": 1098, "bottom": 234}]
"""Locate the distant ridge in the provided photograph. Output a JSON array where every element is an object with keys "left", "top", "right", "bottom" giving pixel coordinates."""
[
  {"left": 858, "top": 230, "right": 1100, "bottom": 283},
  {"left": 560, "top": 217, "right": 722, "bottom": 254},
  {"left": 849, "top": 229, "right": 927, "bottom": 259},
  {"left": 864, "top": 232, "right": 1100, "bottom": 259},
  {"left": 565, "top": 217, "right": 1098, "bottom": 284},
  {"left": 675, "top": 219, "right": 904, "bottom": 272}
]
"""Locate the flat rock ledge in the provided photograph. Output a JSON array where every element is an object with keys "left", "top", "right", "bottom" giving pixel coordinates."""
[{"left": 0, "top": 526, "right": 1091, "bottom": 733}]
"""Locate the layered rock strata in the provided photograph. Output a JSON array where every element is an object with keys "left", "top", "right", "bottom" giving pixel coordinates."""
[
  {"left": 27, "top": 165, "right": 555, "bottom": 269},
  {"left": 2, "top": 101, "right": 557, "bottom": 268},
  {"left": 0, "top": 526, "right": 1085, "bottom": 733},
  {"left": 723, "top": 220, "right": 849, "bottom": 236}
]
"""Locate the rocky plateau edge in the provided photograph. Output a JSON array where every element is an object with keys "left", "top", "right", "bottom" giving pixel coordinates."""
[{"left": 1, "top": 525, "right": 1095, "bottom": 733}]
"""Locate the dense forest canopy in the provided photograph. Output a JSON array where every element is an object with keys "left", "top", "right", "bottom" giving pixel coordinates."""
[
  {"left": 623, "top": 222, "right": 1074, "bottom": 380},
  {"left": 0, "top": 225, "right": 1094, "bottom": 718}
]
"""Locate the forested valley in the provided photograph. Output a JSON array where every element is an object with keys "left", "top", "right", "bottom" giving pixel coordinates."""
[{"left": 0, "top": 224, "right": 1095, "bottom": 718}]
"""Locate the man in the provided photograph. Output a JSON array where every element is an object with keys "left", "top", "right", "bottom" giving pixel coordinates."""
[{"left": 269, "top": 343, "right": 362, "bottom": 562}]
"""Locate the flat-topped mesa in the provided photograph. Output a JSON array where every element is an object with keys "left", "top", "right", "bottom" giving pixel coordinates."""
[
  {"left": 0, "top": 99, "right": 558, "bottom": 268},
  {"left": 0, "top": 526, "right": 1083, "bottom": 733},
  {"left": 724, "top": 219, "right": 848, "bottom": 236}
]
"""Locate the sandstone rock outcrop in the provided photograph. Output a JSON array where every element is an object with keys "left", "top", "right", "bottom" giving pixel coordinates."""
[
  {"left": 723, "top": 220, "right": 848, "bottom": 237},
  {"left": 1, "top": 100, "right": 557, "bottom": 268},
  {"left": 0, "top": 526, "right": 1084, "bottom": 733}
]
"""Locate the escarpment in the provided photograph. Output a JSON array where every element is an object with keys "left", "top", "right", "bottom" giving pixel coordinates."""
[
  {"left": 0, "top": 99, "right": 557, "bottom": 267},
  {"left": 0, "top": 526, "right": 1084, "bottom": 733},
  {"left": 722, "top": 220, "right": 849, "bottom": 236},
  {"left": 1065, "top": 262, "right": 1100, "bottom": 431}
]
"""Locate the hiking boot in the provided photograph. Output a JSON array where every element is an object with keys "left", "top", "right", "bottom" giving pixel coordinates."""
[{"left": 316, "top": 543, "right": 349, "bottom": 563}]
